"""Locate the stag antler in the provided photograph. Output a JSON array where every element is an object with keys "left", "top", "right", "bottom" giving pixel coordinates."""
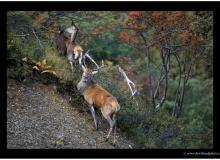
[{"left": 118, "top": 66, "right": 137, "bottom": 97}]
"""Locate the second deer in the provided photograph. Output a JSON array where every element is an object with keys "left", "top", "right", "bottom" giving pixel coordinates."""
[{"left": 54, "top": 24, "right": 84, "bottom": 72}]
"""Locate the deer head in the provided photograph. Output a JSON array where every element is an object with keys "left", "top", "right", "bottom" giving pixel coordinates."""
[
  {"left": 77, "top": 66, "right": 98, "bottom": 92},
  {"left": 65, "top": 21, "right": 79, "bottom": 43}
]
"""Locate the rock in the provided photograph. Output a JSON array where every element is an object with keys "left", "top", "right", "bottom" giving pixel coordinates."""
[{"left": 88, "top": 139, "right": 96, "bottom": 146}]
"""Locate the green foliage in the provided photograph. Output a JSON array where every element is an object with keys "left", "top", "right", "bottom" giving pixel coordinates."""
[
  {"left": 162, "top": 76, "right": 213, "bottom": 148},
  {"left": 183, "top": 77, "right": 213, "bottom": 132},
  {"left": 7, "top": 33, "right": 33, "bottom": 80},
  {"left": 7, "top": 12, "right": 46, "bottom": 60},
  {"left": 145, "top": 111, "right": 181, "bottom": 148},
  {"left": 44, "top": 49, "right": 74, "bottom": 82}
]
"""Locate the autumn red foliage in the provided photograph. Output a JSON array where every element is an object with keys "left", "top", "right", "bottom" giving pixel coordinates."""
[
  {"left": 122, "top": 11, "right": 201, "bottom": 48},
  {"left": 128, "top": 11, "right": 143, "bottom": 18}
]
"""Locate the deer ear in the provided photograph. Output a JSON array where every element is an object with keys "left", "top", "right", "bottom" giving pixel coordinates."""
[{"left": 92, "top": 71, "right": 98, "bottom": 75}]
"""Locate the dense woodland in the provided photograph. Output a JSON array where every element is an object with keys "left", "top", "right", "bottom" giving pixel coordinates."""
[{"left": 7, "top": 11, "right": 213, "bottom": 148}]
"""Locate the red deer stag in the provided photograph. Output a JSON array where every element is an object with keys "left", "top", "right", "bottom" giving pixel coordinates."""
[{"left": 77, "top": 66, "right": 120, "bottom": 145}]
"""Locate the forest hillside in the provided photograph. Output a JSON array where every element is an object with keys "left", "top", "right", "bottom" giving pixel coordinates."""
[{"left": 7, "top": 11, "right": 213, "bottom": 149}]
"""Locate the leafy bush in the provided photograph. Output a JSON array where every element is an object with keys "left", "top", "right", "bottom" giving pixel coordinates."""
[
  {"left": 161, "top": 76, "right": 213, "bottom": 148},
  {"left": 44, "top": 49, "right": 74, "bottom": 82},
  {"left": 182, "top": 78, "right": 213, "bottom": 148},
  {"left": 7, "top": 36, "right": 33, "bottom": 80}
]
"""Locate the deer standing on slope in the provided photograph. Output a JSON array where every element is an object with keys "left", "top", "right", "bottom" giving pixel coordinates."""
[
  {"left": 54, "top": 22, "right": 104, "bottom": 72},
  {"left": 77, "top": 66, "right": 120, "bottom": 145},
  {"left": 54, "top": 26, "right": 84, "bottom": 72},
  {"left": 65, "top": 22, "right": 84, "bottom": 72}
]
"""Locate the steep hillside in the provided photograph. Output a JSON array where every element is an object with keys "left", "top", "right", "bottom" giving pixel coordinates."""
[{"left": 7, "top": 79, "right": 136, "bottom": 149}]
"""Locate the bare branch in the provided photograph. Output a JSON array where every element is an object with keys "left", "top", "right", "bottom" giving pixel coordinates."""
[
  {"left": 32, "top": 29, "right": 44, "bottom": 50},
  {"left": 175, "top": 49, "right": 197, "bottom": 117},
  {"left": 153, "top": 65, "right": 165, "bottom": 100},
  {"left": 145, "top": 47, "right": 155, "bottom": 106},
  {"left": 81, "top": 50, "right": 104, "bottom": 70},
  {"left": 139, "top": 31, "right": 165, "bottom": 107},
  {"left": 155, "top": 97, "right": 165, "bottom": 109},
  {"left": 14, "top": 33, "right": 30, "bottom": 37},
  {"left": 118, "top": 66, "right": 137, "bottom": 97},
  {"left": 172, "top": 50, "right": 182, "bottom": 117},
  {"left": 184, "top": 49, "right": 197, "bottom": 83},
  {"left": 155, "top": 48, "right": 170, "bottom": 110}
]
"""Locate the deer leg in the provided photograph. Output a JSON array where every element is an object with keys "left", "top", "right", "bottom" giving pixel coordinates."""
[
  {"left": 83, "top": 59, "right": 87, "bottom": 68},
  {"left": 83, "top": 57, "right": 87, "bottom": 68},
  {"left": 107, "top": 117, "right": 114, "bottom": 139},
  {"left": 79, "top": 53, "right": 82, "bottom": 67},
  {"left": 102, "top": 113, "right": 114, "bottom": 140},
  {"left": 74, "top": 59, "right": 78, "bottom": 68},
  {"left": 69, "top": 61, "right": 74, "bottom": 72},
  {"left": 112, "top": 113, "right": 117, "bottom": 145},
  {"left": 90, "top": 105, "right": 98, "bottom": 130}
]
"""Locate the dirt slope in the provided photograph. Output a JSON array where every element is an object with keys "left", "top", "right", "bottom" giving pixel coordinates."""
[{"left": 7, "top": 79, "right": 137, "bottom": 149}]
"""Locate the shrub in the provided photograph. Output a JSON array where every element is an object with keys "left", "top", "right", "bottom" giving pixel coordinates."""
[{"left": 7, "top": 37, "right": 33, "bottom": 80}]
